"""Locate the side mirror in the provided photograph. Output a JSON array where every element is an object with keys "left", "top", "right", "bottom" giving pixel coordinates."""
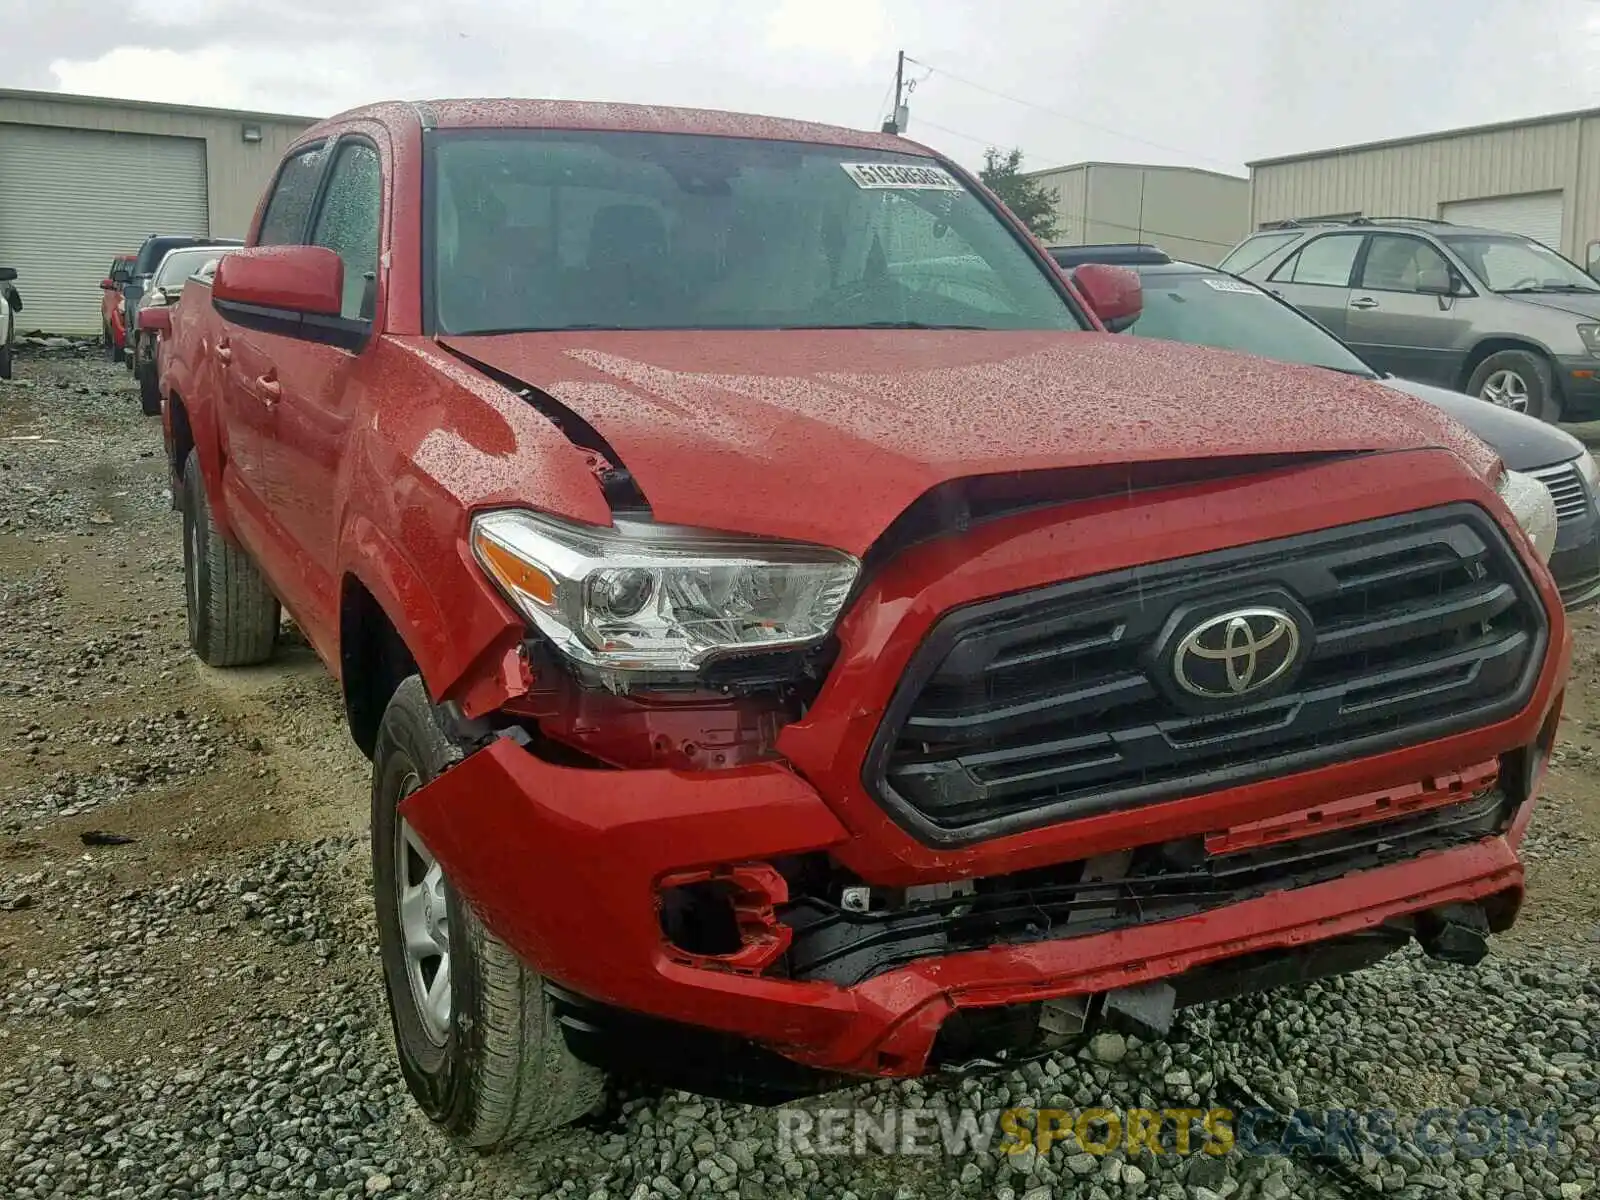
[
  {"left": 0, "top": 267, "right": 17, "bottom": 283},
  {"left": 214, "top": 245, "right": 343, "bottom": 316},
  {"left": 100, "top": 278, "right": 118, "bottom": 291},
  {"left": 1419, "top": 269, "right": 1470, "bottom": 299},
  {"left": 212, "top": 245, "right": 364, "bottom": 349},
  {"left": 138, "top": 307, "right": 172, "bottom": 334},
  {"left": 1072, "top": 263, "right": 1143, "bottom": 333}
]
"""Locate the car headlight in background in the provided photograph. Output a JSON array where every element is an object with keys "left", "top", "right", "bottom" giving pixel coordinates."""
[
  {"left": 1578, "top": 324, "right": 1600, "bottom": 357},
  {"left": 1497, "top": 468, "right": 1559, "bottom": 564},
  {"left": 471, "top": 511, "right": 861, "bottom": 675}
]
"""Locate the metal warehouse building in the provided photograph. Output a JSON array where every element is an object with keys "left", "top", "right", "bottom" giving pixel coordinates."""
[
  {"left": 0, "top": 89, "right": 315, "bottom": 333},
  {"left": 1249, "top": 105, "right": 1600, "bottom": 271},
  {"left": 1026, "top": 161, "right": 1251, "bottom": 266}
]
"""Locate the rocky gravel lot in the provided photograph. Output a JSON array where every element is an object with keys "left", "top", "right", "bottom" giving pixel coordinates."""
[{"left": 0, "top": 350, "right": 1596, "bottom": 1200}]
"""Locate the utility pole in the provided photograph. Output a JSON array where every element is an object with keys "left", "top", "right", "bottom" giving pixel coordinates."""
[{"left": 881, "top": 50, "right": 905, "bottom": 134}]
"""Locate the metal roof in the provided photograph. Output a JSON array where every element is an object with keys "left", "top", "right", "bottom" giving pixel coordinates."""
[
  {"left": 1249, "top": 104, "right": 1600, "bottom": 168},
  {"left": 1024, "top": 160, "right": 1248, "bottom": 183},
  {"left": 0, "top": 86, "right": 318, "bottom": 127}
]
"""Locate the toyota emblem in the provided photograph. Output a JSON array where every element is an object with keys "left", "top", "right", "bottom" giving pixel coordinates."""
[{"left": 1172, "top": 607, "right": 1302, "bottom": 699}]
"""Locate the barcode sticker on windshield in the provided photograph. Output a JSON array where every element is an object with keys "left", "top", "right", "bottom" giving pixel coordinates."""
[
  {"left": 1202, "top": 277, "right": 1262, "bottom": 294},
  {"left": 842, "top": 162, "right": 962, "bottom": 191}
]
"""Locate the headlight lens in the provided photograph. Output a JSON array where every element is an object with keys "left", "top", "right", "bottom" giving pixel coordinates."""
[
  {"left": 470, "top": 511, "right": 861, "bottom": 674},
  {"left": 1497, "top": 468, "right": 1559, "bottom": 564},
  {"left": 1579, "top": 324, "right": 1600, "bottom": 357}
]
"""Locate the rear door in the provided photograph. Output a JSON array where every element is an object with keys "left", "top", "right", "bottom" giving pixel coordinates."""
[
  {"left": 1263, "top": 232, "right": 1365, "bottom": 338},
  {"left": 1344, "top": 233, "right": 1475, "bottom": 385}
]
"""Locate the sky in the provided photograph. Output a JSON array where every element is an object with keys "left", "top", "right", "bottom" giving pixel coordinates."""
[{"left": 5, "top": 0, "right": 1600, "bottom": 176}]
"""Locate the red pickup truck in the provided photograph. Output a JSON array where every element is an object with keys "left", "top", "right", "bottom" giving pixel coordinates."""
[
  {"left": 160, "top": 99, "right": 1570, "bottom": 1147},
  {"left": 99, "top": 254, "right": 135, "bottom": 362}
]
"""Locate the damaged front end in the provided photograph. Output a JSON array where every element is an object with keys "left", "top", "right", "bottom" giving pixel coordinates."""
[{"left": 401, "top": 449, "right": 1567, "bottom": 1102}]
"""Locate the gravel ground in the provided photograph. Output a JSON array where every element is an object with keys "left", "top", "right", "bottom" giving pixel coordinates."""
[{"left": 0, "top": 349, "right": 1596, "bottom": 1200}]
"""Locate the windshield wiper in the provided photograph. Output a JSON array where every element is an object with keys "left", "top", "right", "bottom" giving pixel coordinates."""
[{"left": 1498, "top": 284, "right": 1600, "bottom": 294}]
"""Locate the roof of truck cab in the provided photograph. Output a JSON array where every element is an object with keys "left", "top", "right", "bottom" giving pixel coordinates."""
[{"left": 316, "top": 98, "right": 928, "bottom": 155}]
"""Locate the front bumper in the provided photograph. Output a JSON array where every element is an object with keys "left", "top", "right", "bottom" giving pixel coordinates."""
[
  {"left": 402, "top": 737, "right": 1545, "bottom": 1079},
  {"left": 401, "top": 448, "right": 1571, "bottom": 1082},
  {"left": 1549, "top": 508, "right": 1600, "bottom": 609},
  {"left": 1555, "top": 354, "right": 1600, "bottom": 419}
]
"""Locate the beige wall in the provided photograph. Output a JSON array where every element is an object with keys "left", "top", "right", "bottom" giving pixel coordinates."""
[
  {"left": 1031, "top": 163, "right": 1251, "bottom": 266},
  {"left": 0, "top": 90, "right": 314, "bottom": 238},
  {"left": 1250, "top": 113, "right": 1600, "bottom": 262}
]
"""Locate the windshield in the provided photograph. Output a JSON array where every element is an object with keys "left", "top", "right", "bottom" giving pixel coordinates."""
[
  {"left": 429, "top": 131, "right": 1081, "bottom": 334},
  {"left": 1440, "top": 233, "right": 1600, "bottom": 293},
  {"left": 154, "top": 248, "right": 225, "bottom": 288},
  {"left": 1217, "top": 232, "right": 1301, "bottom": 275},
  {"left": 1128, "top": 269, "right": 1377, "bottom": 375}
]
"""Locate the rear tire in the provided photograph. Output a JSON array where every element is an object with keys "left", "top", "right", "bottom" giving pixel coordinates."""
[
  {"left": 181, "top": 448, "right": 279, "bottom": 666},
  {"left": 373, "top": 676, "right": 605, "bottom": 1149},
  {"left": 1469, "top": 349, "right": 1562, "bottom": 423},
  {"left": 138, "top": 363, "right": 162, "bottom": 416},
  {"left": 0, "top": 341, "right": 11, "bottom": 381}
]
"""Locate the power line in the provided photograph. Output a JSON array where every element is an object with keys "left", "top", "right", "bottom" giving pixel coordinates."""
[
  {"left": 912, "top": 118, "right": 1239, "bottom": 251},
  {"left": 906, "top": 56, "right": 1245, "bottom": 173}
]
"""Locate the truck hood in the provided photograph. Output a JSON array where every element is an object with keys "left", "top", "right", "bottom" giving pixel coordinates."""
[
  {"left": 440, "top": 331, "right": 1498, "bottom": 554},
  {"left": 1378, "top": 375, "right": 1583, "bottom": 472}
]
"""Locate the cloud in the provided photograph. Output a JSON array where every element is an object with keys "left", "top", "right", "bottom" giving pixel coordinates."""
[
  {"left": 26, "top": 0, "right": 1600, "bottom": 176},
  {"left": 766, "top": 0, "right": 890, "bottom": 66}
]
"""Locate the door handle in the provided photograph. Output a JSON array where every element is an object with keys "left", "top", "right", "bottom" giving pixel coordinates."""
[
  {"left": 1350, "top": 297, "right": 1380, "bottom": 309},
  {"left": 215, "top": 338, "right": 232, "bottom": 364},
  {"left": 256, "top": 375, "right": 281, "bottom": 405}
]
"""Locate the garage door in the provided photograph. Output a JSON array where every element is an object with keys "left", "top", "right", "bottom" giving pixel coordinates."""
[
  {"left": 1440, "top": 192, "right": 1564, "bottom": 249},
  {"left": 0, "top": 124, "right": 208, "bottom": 333}
]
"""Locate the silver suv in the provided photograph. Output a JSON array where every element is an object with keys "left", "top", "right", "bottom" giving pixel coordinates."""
[{"left": 1221, "top": 217, "right": 1600, "bottom": 424}]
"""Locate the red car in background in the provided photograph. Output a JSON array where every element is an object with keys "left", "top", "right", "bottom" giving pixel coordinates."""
[{"left": 99, "top": 254, "right": 135, "bottom": 362}]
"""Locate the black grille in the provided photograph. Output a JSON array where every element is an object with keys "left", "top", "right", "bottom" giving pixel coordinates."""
[
  {"left": 1527, "top": 461, "right": 1591, "bottom": 527},
  {"left": 866, "top": 504, "right": 1545, "bottom": 845},
  {"left": 784, "top": 787, "right": 1510, "bottom": 986}
]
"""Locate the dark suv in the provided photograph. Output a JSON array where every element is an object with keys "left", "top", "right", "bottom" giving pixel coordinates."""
[
  {"left": 1221, "top": 217, "right": 1600, "bottom": 423},
  {"left": 123, "top": 234, "right": 242, "bottom": 369}
]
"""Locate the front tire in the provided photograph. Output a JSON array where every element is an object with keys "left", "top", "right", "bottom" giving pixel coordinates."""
[
  {"left": 181, "top": 448, "right": 279, "bottom": 666},
  {"left": 373, "top": 676, "right": 605, "bottom": 1149},
  {"left": 1469, "top": 349, "right": 1562, "bottom": 423},
  {"left": 0, "top": 340, "right": 11, "bottom": 381}
]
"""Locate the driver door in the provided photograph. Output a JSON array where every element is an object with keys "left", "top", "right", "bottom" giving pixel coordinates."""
[
  {"left": 1343, "top": 233, "right": 1474, "bottom": 385},
  {"left": 215, "top": 143, "right": 330, "bottom": 560}
]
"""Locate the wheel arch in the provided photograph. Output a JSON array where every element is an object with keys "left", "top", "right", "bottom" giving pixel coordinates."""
[
  {"left": 167, "top": 389, "right": 195, "bottom": 503},
  {"left": 1456, "top": 336, "right": 1558, "bottom": 393},
  {"left": 338, "top": 516, "right": 460, "bottom": 759}
]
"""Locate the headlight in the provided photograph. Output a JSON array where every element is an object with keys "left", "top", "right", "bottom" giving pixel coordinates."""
[
  {"left": 470, "top": 511, "right": 861, "bottom": 674},
  {"left": 1578, "top": 324, "right": 1600, "bottom": 357},
  {"left": 1497, "top": 468, "right": 1558, "bottom": 564}
]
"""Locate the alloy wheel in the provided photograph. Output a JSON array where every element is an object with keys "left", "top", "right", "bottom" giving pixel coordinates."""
[
  {"left": 396, "top": 791, "right": 452, "bottom": 1046},
  {"left": 1480, "top": 369, "right": 1530, "bottom": 413}
]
